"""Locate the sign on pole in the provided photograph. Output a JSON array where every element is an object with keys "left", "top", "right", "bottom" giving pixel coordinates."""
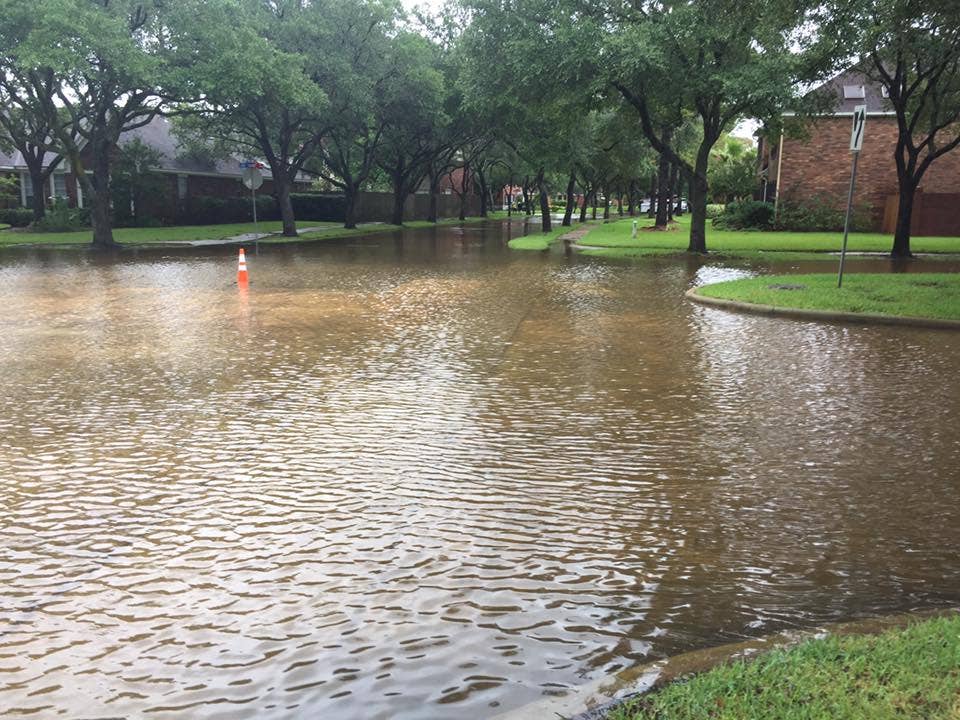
[
  {"left": 838, "top": 105, "right": 867, "bottom": 288},
  {"left": 241, "top": 166, "right": 264, "bottom": 255},
  {"left": 849, "top": 105, "right": 867, "bottom": 152}
]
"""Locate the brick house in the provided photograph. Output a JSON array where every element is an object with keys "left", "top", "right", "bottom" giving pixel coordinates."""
[
  {"left": 0, "top": 116, "right": 310, "bottom": 221},
  {"left": 758, "top": 68, "right": 960, "bottom": 235}
]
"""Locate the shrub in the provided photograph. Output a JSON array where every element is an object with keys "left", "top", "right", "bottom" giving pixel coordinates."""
[
  {"left": 774, "top": 195, "right": 873, "bottom": 232},
  {"left": 0, "top": 208, "right": 35, "bottom": 227},
  {"left": 713, "top": 200, "right": 775, "bottom": 230},
  {"left": 705, "top": 203, "right": 725, "bottom": 219},
  {"left": 32, "top": 199, "right": 90, "bottom": 232},
  {"left": 177, "top": 195, "right": 277, "bottom": 225},
  {"left": 290, "top": 193, "right": 346, "bottom": 222}
]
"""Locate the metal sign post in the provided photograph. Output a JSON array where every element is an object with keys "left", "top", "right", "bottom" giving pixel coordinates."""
[
  {"left": 838, "top": 105, "right": 867, "bottom": 288},
  {"left": 241, "top": 164, "right": 264, "bottom": 256}
]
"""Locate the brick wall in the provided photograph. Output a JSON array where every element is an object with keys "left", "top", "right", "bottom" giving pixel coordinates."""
[{"left": 776, "top": 117, "right": 960, "bottom": 230}]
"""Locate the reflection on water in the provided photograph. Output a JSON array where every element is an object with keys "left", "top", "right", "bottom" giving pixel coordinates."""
[{"left": 1, "top": 224, "right": 959, "bottom": 719}]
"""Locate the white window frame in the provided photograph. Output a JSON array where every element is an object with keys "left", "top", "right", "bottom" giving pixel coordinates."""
[{"left": 843, "top": 84, "right": 866, "bottom": 99}]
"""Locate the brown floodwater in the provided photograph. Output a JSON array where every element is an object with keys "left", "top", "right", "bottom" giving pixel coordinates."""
[{"left": 1, "top": 221, "right": 959, "bottom": 719}]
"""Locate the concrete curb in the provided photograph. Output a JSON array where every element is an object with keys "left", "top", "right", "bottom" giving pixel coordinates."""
[{"left": 686, "top": 287, "right": 960, "bottom": 330}]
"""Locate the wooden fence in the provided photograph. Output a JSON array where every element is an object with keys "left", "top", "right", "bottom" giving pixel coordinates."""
[{"left": 882, "top": 192, "right": 960, "bottom": 237}]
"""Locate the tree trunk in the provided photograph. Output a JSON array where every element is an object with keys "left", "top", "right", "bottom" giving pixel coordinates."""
[
  {"left": 603, "top": 191, "right": 610, "bottom": 220},
  {"left": 616, "top": 189, "right": 623, "bottom": 216},
  {"left": 391, "top": 185, "right": 405, "bottom": 226},
  {"left": 427, "top": 174, "right": 440, "bottom": 223},
  {"left": 628, "top": 179, "right": 637, "bottom": 216},
  {"left": 276, "top": 176, "right": 297, "bottom": 236},
  {"left": 675, "top": 172, "right": 685, "bottom": 216},
  {"left": 521, "top": 177, "right": 531, "bottom": 216},
  {"left": 537, "top": 169, "right": 551, "bottom": 232},
  {"left": 688, "top": 147, "right": 710, "bottom": 254},
  {"left": 477, "top": 166, "right": 489, "bottom": 218},
  {"left": 891, "top": 178, "right": 917, "bottom": 258},
  {"left": 591, "top": 192, "right": 597, "bottom": 220},
  {"left": 344, "top": 185, "right": 359, "bottom": 229},
  {"left": 579, "top": 188, "right": 589, "bottom": 223},
  {"left": 668, "top": 163, "right": 679, "bottom": 221},
  {"left": 647, "top": 172, "right": 657, "bottom": 218},
  {"left": 656, "top": 150, "right": 671, "bottom": 228},
  {"left": 562, "top": 170, "right": 576, "bottom": 226},
  {"left": 26, "top": 163, "right": 47, "bottom": 221},
  {"left": 90, "top": 144, "right": 118, "bottom": 249}
]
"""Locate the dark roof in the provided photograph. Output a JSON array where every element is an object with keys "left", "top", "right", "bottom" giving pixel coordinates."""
[
  {"left": 814, "top": 67, "right": 893, "bottom": 115},
  {"left": 0, "top": 116, "right": 306, "bottom": 181}
]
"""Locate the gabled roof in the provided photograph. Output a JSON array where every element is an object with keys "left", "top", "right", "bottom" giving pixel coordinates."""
[
  {"left": 0, "top": 116, "right": 308, "bottom": 181},
  {"left": 813, "top": 67, "right": 893, "bottom": 115}
]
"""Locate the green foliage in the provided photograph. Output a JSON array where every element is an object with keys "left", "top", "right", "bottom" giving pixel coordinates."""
[
  {"left": 0, "top": 207, "right": 33, "bottom": 227},
  {"left": 713, "top": 201, "right": 775, "bottom": 230},
  {"left": 290, "top": 194, "right": 346, "bottom": 222},
  {"left": 610, "top": 615, "right": 960, "bottom": 720},
  {"left": 705, "top": 204, "right": 726, "bottom": 219},
  {"left": 178, "top": 195, "right": 277, "bottom": 226},
  {"left": 32, "top": 198, "right": 89, "bottom": 232},
  {"left": 708, "top": 137, "right": 758, "bottom": 202},
  {"left": 0, "top": 174, "right": 19, "bottom": 202},
  {"left": 111, "top": 138, "right": 165, "bottom": 227},
  {"left": 774, "top": 194, "right": 873, "bottom": 232}
]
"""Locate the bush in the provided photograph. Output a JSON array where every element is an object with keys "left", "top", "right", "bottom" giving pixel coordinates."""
[
  {"left": 177, "top": 195, "right": 277, "bottom": 225},
  {"left": 705, "top": 203, "right": 725, "bottom": 219},
  {"left": 290, "top": 193, "right": 346, "bottom": 222},
  {"left": 0, "top": 208, "right": 34, "bottom": 227},
  {"left": 32, "top": 199, "right": 90, "bottom": 232},
  {"left": 774, "top": 194, "right": 873, "bottom": 232},
  {"left": 713, "top": 200, "right": 775, "bottom": 230}
]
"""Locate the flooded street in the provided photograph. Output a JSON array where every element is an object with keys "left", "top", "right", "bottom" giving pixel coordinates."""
[{"left": 2, "top": 221, "right": 959, "bottom": 719}]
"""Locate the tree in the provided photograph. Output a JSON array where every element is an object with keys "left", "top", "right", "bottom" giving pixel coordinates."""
[
  {"left": 0, "top": 69, "right": 75, "bottom": 221},
  {"left": 311, "top": 0, "right": 403, "bottom": 229},
  {"left": 842, "top": 0, "right": 960, "bottom": 257},
  {"left": 175, "top": 0, "right": 330, "bottom": 237},
  {"left": 374, "top": 32, "right": 447, "bottom": 225},
  {"left": 605, "top": 0, "right": 832, "bottom": 253},
  {"left": 0, "top": 0, "right": 251, "bottom": 248}
]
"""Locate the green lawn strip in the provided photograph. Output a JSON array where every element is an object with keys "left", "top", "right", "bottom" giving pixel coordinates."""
[
  {"left": 578, "top": 216, "right": 960, "bottom": 256},
  {"left": 0, "top": 220, "right": 308, "bottom": 247},
  {"left": 509, "top": 221, "right": 594, "bottom": 250},
  {"left": 610, "top": 614, "right": 960, "bottom": 720},
  {"left": 696, "top": 273, "right": 960, "bottom": 321},
  {"left": 0, "top": 214, "right": 506, "bottom": 248}
]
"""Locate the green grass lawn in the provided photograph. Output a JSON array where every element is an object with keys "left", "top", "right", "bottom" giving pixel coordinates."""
[
  {"left": 610, "top": 614, "right": 960, "bottom": 720},
  {"left": 578, "top": 215, "right": 960, "bottom": 259},
  {"left": 0, "top": 220, "right": 309, "bottom": 247},
  {"left": 0, "top": 214, "right": 507, "bottom": 248},
  {"left": 696, "top": 273, "right": 960, "bottom": 321},
  {"left": 508, "top": 220, "right": 594, "bottom": 250}
]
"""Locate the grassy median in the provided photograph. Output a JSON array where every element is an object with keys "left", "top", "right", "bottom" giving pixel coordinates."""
[
  {"left": 695, "top": 273, "right": 960, "bottom": 322},
  {"left": 610, "top": 614, "right": 960, "bottom": 720},
  {"left": 577, "top": 216, "right": 960, "bottom": 259}
]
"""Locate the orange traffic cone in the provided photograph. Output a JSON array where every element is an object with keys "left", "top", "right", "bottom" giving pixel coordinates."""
[{"left": 237, "top": 248, "right": 249, "bottom": 286}]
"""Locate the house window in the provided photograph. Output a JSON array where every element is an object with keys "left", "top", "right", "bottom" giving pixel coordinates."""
[
  {"left": 881, "top": 86, "right": 890, "bottom": 98},
  {"left": 51, "top": 174, "right": 68, "bottom": 200},
  {"left": 21, "top": 173, "right": 33, "bottom": 207},
  {"left": 177, "top": 174, "right": 188, "bottom": 199},
  {"left": 843, "top": 84, "right": 865, "bottom": 99}
]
